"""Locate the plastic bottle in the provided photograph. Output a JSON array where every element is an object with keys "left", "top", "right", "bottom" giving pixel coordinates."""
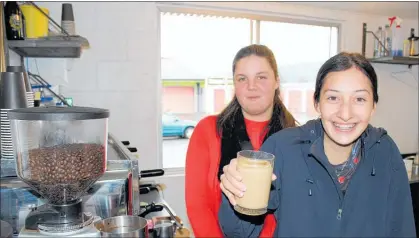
[
  {"left": 374, "top": 27, "right": 383, "bottom": 58},
  {"left": 384, "top": 24, "right": 392, "bottom": 56},
  {"left": 389, "top": 16, "right": 404, "bottom": 57},
  {"left": 408, "top": 28, "right": 419, "bottom": 57},
  {"left": 403, "top": 39, "right": 411, "bottom": 57}
]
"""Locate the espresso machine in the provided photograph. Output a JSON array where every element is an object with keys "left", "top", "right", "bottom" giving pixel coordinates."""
[
  {"left": 7, "top": 106, "right": 111, "bottom": 237},
  {"left": 0, "top": 105, "right": 167, "bottom": 237}
]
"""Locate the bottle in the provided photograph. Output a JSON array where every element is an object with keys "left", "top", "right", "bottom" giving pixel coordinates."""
[
  {"left": 384, "top": 24, "right": 392, "bottom": 56},
  {"left": 4, "top": 1, "right": 24, "bottom": 40},
  {"left": 408, "top": 28, "right": 419, "bottom": 57},
  {"left": 389, "top": 16, "right": 404, "bottom": 57},
  {"left": 374, "top": 27, "right": 383, "bottom": 58},
  {"left": 34, "top": 91, "right": 41, "bottom": 107},
  {"left": 403, "top": 40, "right": 410, "bottom": 57}
]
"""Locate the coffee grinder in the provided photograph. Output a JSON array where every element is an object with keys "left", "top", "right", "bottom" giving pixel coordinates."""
[{"left": 8, "top": 106, "right": 110, "bottom": 237}]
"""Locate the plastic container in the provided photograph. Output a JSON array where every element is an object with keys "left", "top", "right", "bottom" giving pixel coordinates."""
[
  {"left": 389, "top": 16, "right": 404, "bottom": 57},
  {"left": 404, "top": 159, "right": 413, "bottom": 178},
  {"left": 373, "top": 27, "right": 383, "bottom": 58},
  {"left": 384, "top": 24, "right": 392, "bottom": 56},
  {"left": 40, "top": 96, "right": 54, "bottom": 107},
  {"left": 403, "top": 40, "right": 411, "bottom": 57},
  {"left": 8, "top": 106, "right": 110, "bottom": 205},
  {"left": 20, "top": 5, "right": 49, "bottom": 38}
]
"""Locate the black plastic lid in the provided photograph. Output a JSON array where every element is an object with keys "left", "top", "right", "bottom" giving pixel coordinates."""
[{"left": 8, "top": 106, "right": 110, "bottom": 121}]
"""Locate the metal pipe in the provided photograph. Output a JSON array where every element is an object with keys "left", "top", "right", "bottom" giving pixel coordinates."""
[
  {"left": 362, "top": 23, "right": 367, "bottom": 57},
  {"left": 0, "top": 1, "right": 9, "bottom": 71},
  {"left": 363, "top": 22, "right": 390, "bottom": 58}
]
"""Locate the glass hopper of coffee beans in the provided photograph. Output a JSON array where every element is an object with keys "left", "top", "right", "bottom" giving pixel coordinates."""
[{"left": 8, "top": 106, "right": 110, "bottom": 236}]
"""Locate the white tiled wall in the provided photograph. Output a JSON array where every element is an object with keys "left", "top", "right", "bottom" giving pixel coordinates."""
[{"left": 9, "top": 2, "right": 418, "bottom": 234}]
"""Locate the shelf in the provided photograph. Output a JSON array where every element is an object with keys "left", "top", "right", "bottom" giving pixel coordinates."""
[
  {"left": 362, "top": 23, "right": 419, "bottom": 68},
  {"left": 8, "top": 35, "right": 90, "bottom": 58},
  {"left": 367, "top": 56, "right": 419, "bottom": 68}
]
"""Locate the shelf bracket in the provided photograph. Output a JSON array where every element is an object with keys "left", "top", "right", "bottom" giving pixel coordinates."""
[{"left": 362, "top": 22, "right": 390, "bottom": 57}]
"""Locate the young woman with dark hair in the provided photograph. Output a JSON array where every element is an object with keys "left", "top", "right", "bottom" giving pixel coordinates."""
[
  {"left": 219, "top": 52, "right": 416, "bottom": 237},
  {"left": 185, "top": 44, "right": 297, "bottom": 237}
]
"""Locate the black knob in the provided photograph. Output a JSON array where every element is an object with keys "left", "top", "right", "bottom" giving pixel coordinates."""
[
  {"left": 121, "top": 141, "right": 130, "bottom": 146},
  {"left": 128, "top": 147, "right": 137, "bottom": 153}
]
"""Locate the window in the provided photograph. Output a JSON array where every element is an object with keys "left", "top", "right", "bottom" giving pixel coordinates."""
[
  {"left": 259, "top": 21, "right": 338, "bottom": 124},
  {"left": 160, "top": 13, "right": 251, "bottom": 168},
  {"left": 160, "top": 11, "right": 339, "bottom": 169}
]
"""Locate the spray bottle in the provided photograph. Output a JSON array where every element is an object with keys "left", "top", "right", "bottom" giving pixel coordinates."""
[{"left": 389, "top": 16, "right": 404, "bottom": 57}]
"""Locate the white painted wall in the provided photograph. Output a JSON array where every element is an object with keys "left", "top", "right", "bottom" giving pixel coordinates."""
[{"left": 9, "top": 1, "right": 419, "bottom": 232}]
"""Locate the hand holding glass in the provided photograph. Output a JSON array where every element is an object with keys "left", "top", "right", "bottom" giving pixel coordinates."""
[{"left": 234, "top": 150, "right": 275, "bottom": 216}]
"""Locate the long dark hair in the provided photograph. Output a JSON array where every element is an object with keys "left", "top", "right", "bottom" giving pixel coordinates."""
[
  {"left": 216, "top": 44, "right": 297, "bottom": 136},
  {"left": 313, "top": 52, "right": 379, "bottom": 104}
]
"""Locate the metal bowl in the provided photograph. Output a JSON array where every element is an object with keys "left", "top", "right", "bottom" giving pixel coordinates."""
[
  {"left": 94, "top": 215, "right": 149, "bottom": 238},
  {"left": 152, "top": 218, "right": 176, "bottom": 238}
]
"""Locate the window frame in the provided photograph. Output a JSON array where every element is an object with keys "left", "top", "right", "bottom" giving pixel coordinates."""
[{"left": 156, "top": 3, "right": 342, "bottom": 173}]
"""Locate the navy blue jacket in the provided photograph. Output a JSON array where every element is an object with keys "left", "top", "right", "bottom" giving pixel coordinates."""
[{"left": 219, "top": 119, "right": 416, "bottom": 237}]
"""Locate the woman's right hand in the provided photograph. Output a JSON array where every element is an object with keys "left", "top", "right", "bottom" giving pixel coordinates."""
[{"left": 220, "top": 158, "right": 277, "bottom": 206}]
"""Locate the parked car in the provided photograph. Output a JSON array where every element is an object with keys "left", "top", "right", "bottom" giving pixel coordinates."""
[{"left": 162, "top": 113, "right": 197, "bottom": 139}]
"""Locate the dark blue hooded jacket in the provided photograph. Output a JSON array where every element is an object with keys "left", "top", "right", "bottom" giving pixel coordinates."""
[{"left": 218, "top": 119, "right": 416, "bottom": 237}]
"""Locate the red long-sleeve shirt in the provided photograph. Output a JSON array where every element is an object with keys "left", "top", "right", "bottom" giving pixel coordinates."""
[{"left": 185, "top": 115, "right": 277, "bottom": 237}]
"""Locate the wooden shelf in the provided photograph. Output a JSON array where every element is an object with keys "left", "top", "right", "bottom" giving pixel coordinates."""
[{"left": 8, "top": 36, "right": 90, "bottom": 58}]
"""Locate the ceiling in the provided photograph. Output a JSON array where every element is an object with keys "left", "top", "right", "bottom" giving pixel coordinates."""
[{"left": 287, "top": 2, "right": 419, "bottom": 19}]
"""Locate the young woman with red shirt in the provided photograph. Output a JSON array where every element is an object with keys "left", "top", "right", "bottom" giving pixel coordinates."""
[{"left": 185, "top": 44, "right": 297, "bottom": 237}]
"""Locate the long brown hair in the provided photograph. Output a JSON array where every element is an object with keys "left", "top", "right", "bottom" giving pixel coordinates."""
[{"left": 216, "top": 44, "right": 297, "bottom": 135}]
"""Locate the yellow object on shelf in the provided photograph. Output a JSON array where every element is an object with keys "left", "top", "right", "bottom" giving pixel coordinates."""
[
  {"left": 20, "top": 5, "right": 49, "bottom": 38},
  {"left": 34, "top": 91, "right": 41, "bottom": 100}
]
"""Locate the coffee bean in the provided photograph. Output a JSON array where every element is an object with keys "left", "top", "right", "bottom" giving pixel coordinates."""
[{"left": 25, "top": 143, "right": 105, "bottom": 205}]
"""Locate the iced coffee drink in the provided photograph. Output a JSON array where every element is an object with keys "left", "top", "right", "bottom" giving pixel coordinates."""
[{"left": 234, "top": 150, "right": 274, "bottom": 216}]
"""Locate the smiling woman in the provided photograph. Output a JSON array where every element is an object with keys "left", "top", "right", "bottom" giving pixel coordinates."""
[
  {"left": 218, "top": 52, "right": 416, "bottom": 237},
  {"left": 313, "top": 53, "right": 379, "bottom": 167}
]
